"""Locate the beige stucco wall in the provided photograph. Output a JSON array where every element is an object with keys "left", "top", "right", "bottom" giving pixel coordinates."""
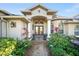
[
  {"left": 63, "top": 24, "right": 68, "bottom": 35},
  {"left": 68, "top": 24, "right": 75, "bottom": 35},
  {"left": 64, "top": 23, "right": 79, "bottom": 36},
  {"left": 32, "top": 8, "right": 47, "bottom": 15},
  {"left": 7, "top": 19, "right": 28, "bottom": 39}
]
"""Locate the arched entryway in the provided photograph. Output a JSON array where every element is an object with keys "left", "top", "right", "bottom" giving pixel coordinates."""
[{"left": 32, "top": 16, "right": 47, "bottom": 40}]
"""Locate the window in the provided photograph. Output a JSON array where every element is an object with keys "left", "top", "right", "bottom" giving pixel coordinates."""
[
  {"left": 74, "top": 25, "right": 79, "bottom": 35},
  {"left": 10, "top": 22, "right": 16, "bottom": 28}
]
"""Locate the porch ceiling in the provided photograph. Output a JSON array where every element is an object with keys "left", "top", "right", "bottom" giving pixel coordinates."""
[{"left": 32, "top": 16, "right": 47, "bottom": 22}]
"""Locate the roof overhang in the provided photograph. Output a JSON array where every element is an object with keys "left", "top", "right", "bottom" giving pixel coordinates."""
[
  {"left": 53, "top": 18, "right": 73, "bottom": 21},
  {"left": 29, "top": 4, "right": 48, "bottom": 11},
  {"left": 64, "top": 22, "right": 79, "bottom": 24},
  {"left": 0, "top": 9, "right": 13, "bottom": 15},
  {"left": 1, "top": 16, "right": 30, "bottom": 23},
  {"left": 21, "top": 4, "right": 57, "bottom": 16}
]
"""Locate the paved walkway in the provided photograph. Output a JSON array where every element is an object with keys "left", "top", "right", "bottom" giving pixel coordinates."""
[{"left": 25, "top": 40, "right": 50, "bottom": 56}]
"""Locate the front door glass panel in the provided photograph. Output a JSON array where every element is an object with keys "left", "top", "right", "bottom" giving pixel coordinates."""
[
  {"left": 35, "top": 26, "right": 43, "bottom": 35},
  {"left": 35, "top": 26, "right": 39, "bottom": 34}
]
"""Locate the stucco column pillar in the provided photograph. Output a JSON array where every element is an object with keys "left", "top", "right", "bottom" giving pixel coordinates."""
[
  {"left": 47, "top": 20, "right": 51, "bottom": 40},
  {"left": 28, "top": 22, "right": 32, "bottom": 40}
]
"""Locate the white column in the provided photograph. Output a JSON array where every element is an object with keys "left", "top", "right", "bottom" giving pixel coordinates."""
[
  {"left": 47, "top": 20, "right": 51, "bottom": 40},
  {"left": 28, "top": 22, "right": 32, "bottom": 40}
]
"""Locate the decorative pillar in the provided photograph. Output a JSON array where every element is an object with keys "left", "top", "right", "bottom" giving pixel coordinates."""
[
  {"left": 47, "top": 20, "right": 51, "bottom": 40},
  {"left": 28, "top": 22, "right": 32, "bottom": 40}
]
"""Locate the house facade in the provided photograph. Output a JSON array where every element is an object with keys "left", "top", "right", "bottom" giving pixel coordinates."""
[{"left": 0, "top": 5, "right": 79, "bottom": 40}]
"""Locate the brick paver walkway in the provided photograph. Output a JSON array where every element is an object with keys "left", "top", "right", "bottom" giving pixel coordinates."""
[{"left": 25, "top": 40, "right": 50, "bottom": 56}]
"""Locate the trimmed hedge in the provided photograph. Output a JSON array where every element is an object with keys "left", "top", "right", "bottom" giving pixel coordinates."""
[
  {"left": 0, "top": 38, "right": 31, "bottom": 56},
  {"left": 48, "top": 33, "right": 79, "bottom": 56}
]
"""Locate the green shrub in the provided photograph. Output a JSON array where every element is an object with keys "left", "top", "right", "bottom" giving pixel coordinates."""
[
  {"left": 48, "top": 33, "right": 79, "bottom": 56},
  {"left": 0, "top": 38, "right": 16, "bottom": 56},
  {"left": 11, "top": 39, "right": 31, "bottom": 56},
  {"left": 48, "top": 33, "right": 70, "bottom": 48},
  {"left": 50, "top": 47, "right": 68, "bottom": 56}
]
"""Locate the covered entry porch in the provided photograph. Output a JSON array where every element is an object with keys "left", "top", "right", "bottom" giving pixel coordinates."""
[{"left": 28, "top": 16, "right": 51, "bottom": 40}]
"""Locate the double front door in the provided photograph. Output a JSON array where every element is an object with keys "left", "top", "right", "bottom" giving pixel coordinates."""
[{"left": 35, "top": 26, "right": 44, "bottom": 35}]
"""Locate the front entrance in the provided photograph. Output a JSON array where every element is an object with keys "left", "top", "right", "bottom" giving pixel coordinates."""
[
  {"left": 33, "top": 25, "right": 44, "bottom": 40},
  {"left": 35, "top": 26, "right": 44, "bottom": 35},
  {"left": 32, "top": 16, "right": 47, "bottom": 40}
]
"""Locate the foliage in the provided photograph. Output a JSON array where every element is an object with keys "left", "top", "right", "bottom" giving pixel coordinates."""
[
  {"left": 0, "top": 38, "right": 16, "bottom": 56},
  {"left": 50, "top": 47, "right": 68, "bottom": 56},
  {"left": 11, "top": 39, "right": 31, "bottom": 56},
  {"left": 0, "top": 38, "right": 31, "bottom": 56},
  {"left": 48, "top": 33, "right": 79, "bottom": 56}
]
